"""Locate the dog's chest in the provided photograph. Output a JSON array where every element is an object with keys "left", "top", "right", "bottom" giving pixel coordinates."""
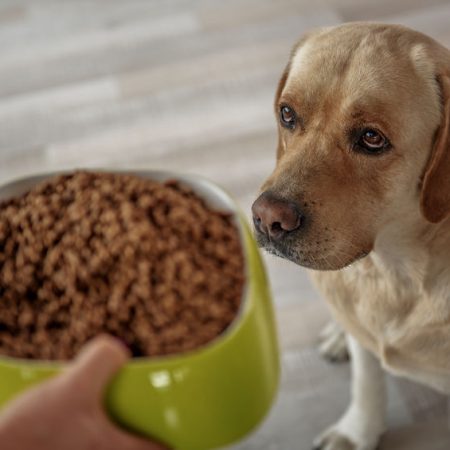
[
  {"left": 322, "top": 263, "right": 418, "bottom": 346},
  {"left": 312, "top": 258, "right": 450, "bottom": 392}
]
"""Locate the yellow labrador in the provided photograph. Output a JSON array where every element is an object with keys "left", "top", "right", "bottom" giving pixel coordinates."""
[{"left": 252, "top": 23, "right": 450, "bottom": 450}]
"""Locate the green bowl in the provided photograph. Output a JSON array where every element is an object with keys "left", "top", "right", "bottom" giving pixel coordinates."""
[{"left": 0, "top": 170, "right": 280, "bottom": 450}]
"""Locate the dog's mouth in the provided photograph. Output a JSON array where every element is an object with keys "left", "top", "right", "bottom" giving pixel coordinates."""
[
  {"left": 254, "top": 230, "right": 317, "bottom": 268},
  {"left": 254, "top": 228, "right": 369, "bottom": 271}
]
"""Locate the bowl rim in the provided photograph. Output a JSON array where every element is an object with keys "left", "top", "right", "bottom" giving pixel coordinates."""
[{"left": 0, "top": 168, "right": 254, "bottom": 368}]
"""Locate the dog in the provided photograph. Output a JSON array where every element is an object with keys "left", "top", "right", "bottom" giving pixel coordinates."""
[{"left": 252, "top": 22, "right": 450, "bottom": 450}]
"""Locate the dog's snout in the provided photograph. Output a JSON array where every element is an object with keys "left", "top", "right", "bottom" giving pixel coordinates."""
[{"left": 252, "top": 193, "right": 302, "bottom": 240}]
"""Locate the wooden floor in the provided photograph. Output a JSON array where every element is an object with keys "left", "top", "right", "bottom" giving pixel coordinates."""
[{"left": 0, "top": 1, "right": 449, "bottom": 449}]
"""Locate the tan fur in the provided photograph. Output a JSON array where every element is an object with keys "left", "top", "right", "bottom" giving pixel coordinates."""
[
  {"left": 421, "top": 74, "right": 450, "bottom": 223},
  {"left": 259, "top": 23, "right": 450, "bottom": 395}
]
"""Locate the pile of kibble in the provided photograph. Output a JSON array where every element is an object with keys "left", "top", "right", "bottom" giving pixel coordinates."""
[{"left": 0, "top": 172, "right": 245, "bottom": 360}]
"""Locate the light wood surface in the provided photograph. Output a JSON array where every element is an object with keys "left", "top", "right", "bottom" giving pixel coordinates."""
[{"left": 0, "top": 1, "right": 449, "bottom": 449}]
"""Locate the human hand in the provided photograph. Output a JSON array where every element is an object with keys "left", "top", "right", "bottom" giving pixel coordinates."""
[{"left": 0, "top": 335, "right": 167, "bottom": 450}]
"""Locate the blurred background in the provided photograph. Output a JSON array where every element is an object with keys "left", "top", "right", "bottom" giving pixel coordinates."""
[{"left": 0, "top": 0, "right": 449, "bottom": 448}]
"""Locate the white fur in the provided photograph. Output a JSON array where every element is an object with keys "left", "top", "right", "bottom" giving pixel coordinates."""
[{"left": 314, "top": 336, "right": 386, "bottom": 450}]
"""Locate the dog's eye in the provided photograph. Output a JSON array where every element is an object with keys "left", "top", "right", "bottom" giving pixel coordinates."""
[
  {"left": 356, "top": 129, "right": 390, "bottom": 154},
  {"left": 280, "top": 105, "right": 296, "bottom": 130}
]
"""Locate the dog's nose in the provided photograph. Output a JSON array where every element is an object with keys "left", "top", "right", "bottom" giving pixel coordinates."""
[{"left": 252, "top": 193, "right": 302, "bottom": 240}]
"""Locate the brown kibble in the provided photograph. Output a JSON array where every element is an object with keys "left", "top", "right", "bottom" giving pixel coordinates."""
[{"left": 0, "top": 172, "right": 245, "bottom": 360}]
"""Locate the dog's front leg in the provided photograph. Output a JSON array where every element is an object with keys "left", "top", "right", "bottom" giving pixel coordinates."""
[
  {"left": 313, "top": 335, "right": 386, "bottom": 450},
  {"left": 319, "top": 320, "right": 349, "bottom": 362}
]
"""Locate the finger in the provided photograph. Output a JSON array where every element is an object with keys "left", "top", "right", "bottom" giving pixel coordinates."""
[
  {"left": 104, "top": 421, "right": 169, "bottom": 450},
  {"left": 114, "top": 433, "right": 169, "bottom": 450},
  {"left": 63, "top": 334, "right": 130, "bottom": 401}
]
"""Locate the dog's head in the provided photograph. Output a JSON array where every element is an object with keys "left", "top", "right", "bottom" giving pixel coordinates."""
[{"left": 252, "top": 23, "right": 450, "bottom": 270}]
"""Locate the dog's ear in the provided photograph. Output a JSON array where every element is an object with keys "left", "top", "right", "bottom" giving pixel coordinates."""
[
  {"left": 274, "top": 33, "right": 313, "bottom": 160},
  {"left": 420, "top": 74, "right": 450, "bottom": 223},
  {"left": 274, "top": 64, "right": 290, "bottom": 109},
  {"left": 274, "top": 33, "right": 312, "bottom": 111},
  {"left": 275, "top": 64, "right": 290, "bottom": 160}
]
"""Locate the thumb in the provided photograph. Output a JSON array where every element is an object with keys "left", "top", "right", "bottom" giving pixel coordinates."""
[
  {"left": 105, "top": 425, "right": 170, "bottom": 450},
  {"left": 63, "top": 334, "right": 130, "bottom": 401}
]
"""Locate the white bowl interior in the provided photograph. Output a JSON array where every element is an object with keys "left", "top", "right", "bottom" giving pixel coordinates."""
[{"left": 0, "top": 170, "right": 237, "bottom": 215}]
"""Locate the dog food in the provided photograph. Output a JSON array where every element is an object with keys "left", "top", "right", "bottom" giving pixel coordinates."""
[{"left": 0, "top": 172, "right": 245, "bottom": 360}]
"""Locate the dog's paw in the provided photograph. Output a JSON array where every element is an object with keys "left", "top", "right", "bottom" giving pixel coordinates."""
[
  {"left": 319, "top": 321, "right": 349, "bottom": 363},
  {"left": 313, "top": 408, "right": 384, "bottom": 450},
  {"left": 312, "top": 427, "right": 380, "bottom": 450},
  {"left": 312, "top": 429, "right": 357, "bottom": 450}
]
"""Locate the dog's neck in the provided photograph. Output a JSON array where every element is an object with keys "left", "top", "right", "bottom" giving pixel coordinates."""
[{"left": 368, "top": 213, "right": 450, "bottom": 288}]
